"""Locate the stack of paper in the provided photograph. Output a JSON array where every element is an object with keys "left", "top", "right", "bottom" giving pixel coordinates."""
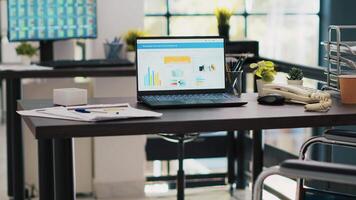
[
  {"left": 0, "top": 64, "right": 52, "bottom": 71},
  {"left": 17, "top": 103, "right": 162, "bottom": 122}
]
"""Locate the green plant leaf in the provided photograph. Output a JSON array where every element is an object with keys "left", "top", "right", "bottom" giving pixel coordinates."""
[
  {"left": 261, "top": 71, "right": 275, "bottom": 82},
  {"left": 250, "top": 60, "right": 277, "bottom": 81},
  {"left": 265, "top": 61, "right": 274, "bottom": 67},
  {"left": 249, "top": 63, "right": 258, "bottom": 69},
  {"left": 287, "top": 67, "right": 303, "bottom": 80},
  {"left": 15, "top": 42, "right": 37, "bottom": 57}
]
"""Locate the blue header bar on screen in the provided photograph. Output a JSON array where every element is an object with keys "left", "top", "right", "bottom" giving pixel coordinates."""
[{"left": 137, "top": 42, "right": 224, "bottom": 49}]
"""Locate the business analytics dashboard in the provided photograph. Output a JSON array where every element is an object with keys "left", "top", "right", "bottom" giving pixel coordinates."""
[
  {"left": 137, "top": 38, "right": 225, "bottom": 91},
  {"left": 8, "top": 0, "right": 97, "bottom": 41}
]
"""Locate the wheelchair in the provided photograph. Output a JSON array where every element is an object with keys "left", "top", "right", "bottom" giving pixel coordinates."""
[{"left": 253, "top": 129, "right": 356, "bottom": 200}]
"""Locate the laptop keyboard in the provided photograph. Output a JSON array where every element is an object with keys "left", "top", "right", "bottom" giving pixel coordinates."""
[{"left": 141, "top": 93, "right": 237, "bottom": 103}]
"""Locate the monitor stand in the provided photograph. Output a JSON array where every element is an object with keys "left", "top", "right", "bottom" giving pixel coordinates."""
[{"left": 40, "top": 41, "right": 54, "bottom": 62}]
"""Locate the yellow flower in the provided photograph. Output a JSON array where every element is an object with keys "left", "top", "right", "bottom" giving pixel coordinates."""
[
  {"left": 124, "top": 30, "right": 148, "bottom": 51},
  {"left": 215, "top": 7, "right": 233, "bottom": 26}
]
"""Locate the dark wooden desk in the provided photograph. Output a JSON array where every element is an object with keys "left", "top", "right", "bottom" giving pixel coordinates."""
[
  {"left": 19, "top": 93, "right": 356, "bottom": 200},
  {"left": 0, "top": 66, "right": 136, "bottom": 200}
]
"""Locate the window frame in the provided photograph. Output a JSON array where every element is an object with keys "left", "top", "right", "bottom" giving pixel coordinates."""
[{"left": 145, "top": 0, "right": 321, "bottom": 38}]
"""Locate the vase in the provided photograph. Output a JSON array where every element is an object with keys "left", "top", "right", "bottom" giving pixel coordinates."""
[
  {"left": 256, "top": 79, "right": 271, "bottom": 97},
  {"left": 287, "top": 80, "right": 303, "bottom": 86},
  {"left": 127, "top": 51, "right": 136, "bottom": 63},
  {"left": 218, "top": 24, "right": 230, "bottom": 41},
  {"left": 20, "top": 56, "right": 32, "bottom": 66}
]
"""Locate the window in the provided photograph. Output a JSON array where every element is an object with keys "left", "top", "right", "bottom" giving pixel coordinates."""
[{"left": 144, "top": 0, "right": 320, "bottom": 66}]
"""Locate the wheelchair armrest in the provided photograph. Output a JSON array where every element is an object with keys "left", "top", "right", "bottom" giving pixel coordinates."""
[
  {"left": 324, "top": 129, "right": 356, "bottom": 143},
  {"left": 279, "top": 160, "right": 356, "bottom": 185},
  {"left": 281, "top": 159, "right": 356, "bottom": 177}
]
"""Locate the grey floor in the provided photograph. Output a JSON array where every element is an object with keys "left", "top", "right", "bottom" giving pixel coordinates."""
[{"left": 81, "top": 188, "right": 251, "bottom": 200}]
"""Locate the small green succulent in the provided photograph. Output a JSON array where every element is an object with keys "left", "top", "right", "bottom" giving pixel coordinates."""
[
  {"left": 287, "top": 67, "right": 304, "bottom": 80},
  {"left": 249, "top": 60, "right": 277, "bottom": 82}
]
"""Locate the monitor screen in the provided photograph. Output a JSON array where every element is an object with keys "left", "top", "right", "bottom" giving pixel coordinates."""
[
  {"left": 7, "top": 0, "right": 97, "bottom": 41},
  {"left": 137, "top": 37, "right": 226, "bottom": 92}
]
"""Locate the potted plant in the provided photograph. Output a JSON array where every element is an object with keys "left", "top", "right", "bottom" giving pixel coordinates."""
[
  {"left": 123, "top": 30, "right": 147, "bottom": 62},
  {"left": 287, "top": 67, "right": 304, "bottom": 86},
  {"left": 15, "top": 42, "right": 37, "bottom": 65},
  {"left": 250, "top": 60, "right": 277, "bottom": 96},
  {"left": 215, "top": 7, "right": 232, "bottom": 41}
]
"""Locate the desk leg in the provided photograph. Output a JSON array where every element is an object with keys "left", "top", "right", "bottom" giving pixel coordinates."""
[
  {"left": 252, "top": 130, "right": 263, "bottom": 189},
  {"left": 38, "top": 139, "right": 54, "bottom": 200},
  {"left": 227, "top": 131, "right": 236, "bottom": 194},
  {"left": 236, "top": 131, "right": 246, "bottom": 189},
  {"left": 6, "top": 78, "right": 25, "bottom": 200},
  {"left": 53, "top": 138, "right": 76, "bottom": 200}
]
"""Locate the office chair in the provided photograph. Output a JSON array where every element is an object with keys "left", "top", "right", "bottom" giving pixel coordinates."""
[
  {"left": 158, "top": 133, "right": 200, "bottom": 200},
  {"left": 253, "top": 129, "right": 356, "bottom": 200}
]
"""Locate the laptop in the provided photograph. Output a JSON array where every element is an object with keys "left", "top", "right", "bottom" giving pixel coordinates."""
[{"left": 136, "top": 36, "right": 247, "bottom": 108}]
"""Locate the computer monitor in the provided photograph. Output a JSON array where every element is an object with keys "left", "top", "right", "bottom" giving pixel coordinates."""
[
  {"left": 7, "top": 0, "right": 97, "bottom": 41},
  {"left": 136, "top": 37, "right": 226, "bottom": 92}
]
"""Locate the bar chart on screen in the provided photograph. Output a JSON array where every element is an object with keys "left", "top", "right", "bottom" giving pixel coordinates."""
[{"left": 144, "top": 67, "right": 162, "bottom": 87}]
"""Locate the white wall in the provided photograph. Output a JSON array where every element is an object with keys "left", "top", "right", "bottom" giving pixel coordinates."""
[
  {"left": 89, "top": 0, "right": 146, "bottom": 198},
  {"left": 87, "top": 0, "right": 144, "bottom": 59}
]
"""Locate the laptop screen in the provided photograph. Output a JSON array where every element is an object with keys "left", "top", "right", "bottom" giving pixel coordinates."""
[{"left": 136, "top": 37, "right": 225, "bottom": 92}]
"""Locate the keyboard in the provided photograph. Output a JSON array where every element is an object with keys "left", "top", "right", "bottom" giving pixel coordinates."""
[
  {"left": 140, "top": 93, "right": 247, "bottom": 108},
  {"left": 38, "top": 59, "right": 134, "bottom": 69}
]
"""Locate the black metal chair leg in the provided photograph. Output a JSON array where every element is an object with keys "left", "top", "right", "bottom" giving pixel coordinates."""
[
  {"left": 252, "top": 130, "right": 263, "bottom": 190},
  {"left": 236, "top": 130, "right": 247, "bottom": 189},
  {"left": 227, "top": 131, "right": 236, "bottom": 195},
  {"left": 177, "top": 136, "right": 185, "bottom": 200}
]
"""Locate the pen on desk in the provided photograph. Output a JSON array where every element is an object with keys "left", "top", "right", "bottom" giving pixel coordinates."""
[
  {"left": 68, "top": 105, "right": 128, "bottom": 110},
  {"left": 74, "top": 109, "right": 119, "bottom": 114}
]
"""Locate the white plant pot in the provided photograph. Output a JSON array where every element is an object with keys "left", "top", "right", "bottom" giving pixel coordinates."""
[
  {"left": 21, "top": 56, "right": 32, "bottom": 66},
  {"left": 256, "top": 79, "right": 271, "bottom": 96},
  {"left": 127, "top": 51, "right": 136, "bottom": 63},
  {"left": 287, "top": 79, "right": 303, "bottom": 86}
]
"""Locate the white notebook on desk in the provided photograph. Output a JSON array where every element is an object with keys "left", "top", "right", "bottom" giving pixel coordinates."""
[
  {"left": 0, "top": 64, "right": 52, "bottom": 71},
  {"left": 17, "top": 103, "right": 162, "bottom": 122}
]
